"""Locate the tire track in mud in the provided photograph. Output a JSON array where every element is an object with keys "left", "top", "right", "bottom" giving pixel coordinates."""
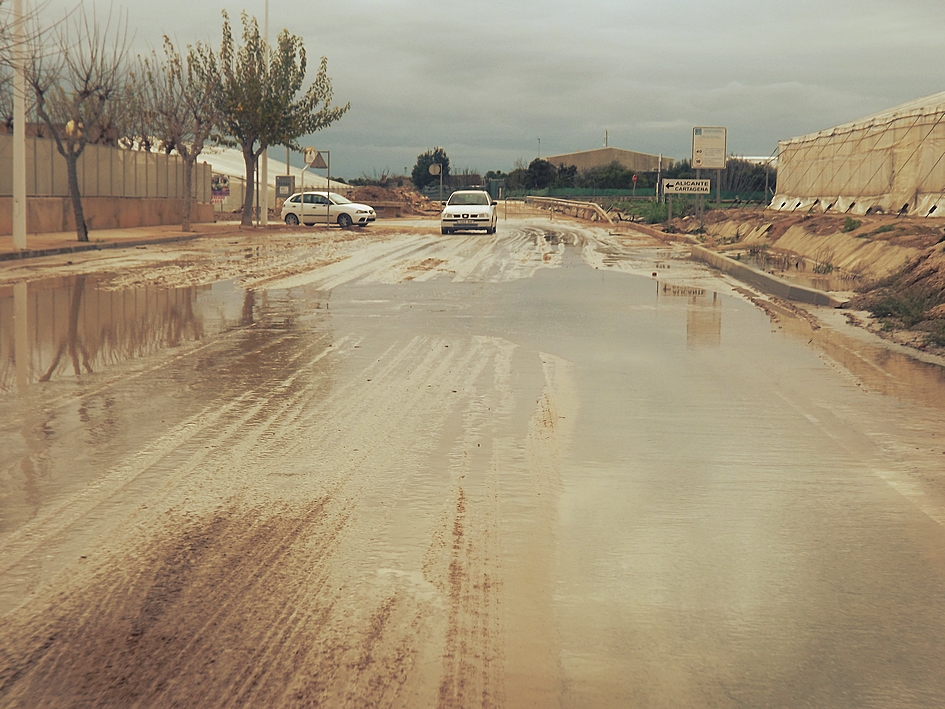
[
  {"left": 0, "top": 329, "right": 348, "bottom": 593},
  {"left": 2, "top": 225, "right": 596, "bottom": 707},
  {"left": 1, "top": 330, "right": 531, "bottom": 707},
  {"left": 502, "top": 352, "right": 577, "bottom": 707},
  {"left": 245, "top": 225, "right": 578, "bottom": 293}
]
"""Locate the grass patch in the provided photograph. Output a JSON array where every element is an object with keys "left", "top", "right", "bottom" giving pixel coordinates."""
[
  {"left": 927, "top": 324, "right": 945, "bottom": 347},
  {"left": 613, "top": 198, "right": 698, "bottom": 223},
  {"left": 842, "top": 217, "right": 862, "bottom": 232},
  {"left": 868, "top": 291, "right": 936, "bottom": 328}
]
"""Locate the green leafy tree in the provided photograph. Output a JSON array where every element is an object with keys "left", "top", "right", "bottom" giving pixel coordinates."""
[
  {"left": 505, "top": 167, "right": 528, "bottom": 191},
  {"left": 140, "top": 37, "right": 220, "bottom": 231},
  {"left": 214, "top": 11, "right": 349, "bottom": 226},
  {"left": 554, "top": 163, "right": 577, "bottom": 188},
  {"left": 411, "top": 147, "right": 450, "bottom": 189},
  {"left": 526, "top": 158, "right": 556, "bottom": 189}
]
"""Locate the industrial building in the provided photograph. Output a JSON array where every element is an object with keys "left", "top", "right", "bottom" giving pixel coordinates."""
[{"left": 544, "top": 147, "right": 672, "bottom": 173}]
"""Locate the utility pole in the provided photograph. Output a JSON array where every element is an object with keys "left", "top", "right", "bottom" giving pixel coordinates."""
[
  {"left": 12, "top": 0, "right": 27, "bottom": 249},
  {"left": 259, "top": 0, "right": 269, "bottom": 226}
]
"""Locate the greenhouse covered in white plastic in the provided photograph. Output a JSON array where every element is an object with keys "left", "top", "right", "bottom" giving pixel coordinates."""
[{"left": 772, "top": 91, "right": 945, "bottom": 217}]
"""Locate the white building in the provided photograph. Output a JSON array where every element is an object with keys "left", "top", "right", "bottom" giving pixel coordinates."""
[{"left": 201, "top": 148, "right": 350, "bottom": 215}]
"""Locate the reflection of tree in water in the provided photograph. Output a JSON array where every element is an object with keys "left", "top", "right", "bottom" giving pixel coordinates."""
[
  {"left": 40, "top": 276, "right": 92, "bottom": 381},
  {"left": 0, "top": 276, "right": 210, "bottom": 390}
]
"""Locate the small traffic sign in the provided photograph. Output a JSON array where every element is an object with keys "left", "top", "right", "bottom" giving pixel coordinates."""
[{"left": 662, "top": 179, "right": 711, "bottom": 194}]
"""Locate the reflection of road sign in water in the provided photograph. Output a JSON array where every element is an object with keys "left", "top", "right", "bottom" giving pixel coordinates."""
[
  {"left": 692, "top": 127, "right": 727, "bottom": 169},
  {"left": 211, "top": 174, "right": 230, "bottom": 204}
]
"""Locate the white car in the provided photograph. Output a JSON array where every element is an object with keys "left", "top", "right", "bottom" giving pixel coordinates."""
[
  {"left": 281, "top": 191, "right": 376, "bottom": 228},
  {"left": 440, "top": 190, "right": 497, "bottom": 234}
]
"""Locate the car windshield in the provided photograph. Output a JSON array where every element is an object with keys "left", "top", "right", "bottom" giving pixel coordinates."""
[
  {"left": 448, "top": 192, "right": 490, "bottom": 206},
  {"left": 328, "top": 193, "right": 352, "bottom": 204}
]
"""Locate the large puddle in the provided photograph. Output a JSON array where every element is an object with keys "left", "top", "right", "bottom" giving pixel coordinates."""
[{"left": 3, "top": 230, "right": 945, "bottom": 707}]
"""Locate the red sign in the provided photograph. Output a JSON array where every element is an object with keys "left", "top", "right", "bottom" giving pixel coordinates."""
[{"left": 632, "top": 174, "right": 638, "bottom": 183}]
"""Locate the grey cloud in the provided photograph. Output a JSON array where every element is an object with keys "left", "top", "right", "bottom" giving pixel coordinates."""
[{"left": 36, "top": 0, "right": 945, "bottom": 177}]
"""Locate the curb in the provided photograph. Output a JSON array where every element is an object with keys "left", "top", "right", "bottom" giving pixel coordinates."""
[
  {"left": 611, "top": 222, "right": 844, "bottom": 308},
  {"left": 688, "top": 245, "right": 845, "bottom": 308},
  {"left": 0, "top": 232, "right": 207, "bottom": 262}
]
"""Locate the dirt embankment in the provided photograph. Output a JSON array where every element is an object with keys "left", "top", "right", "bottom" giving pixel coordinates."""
[
  {"left": 346, "top": 186, "right": 442, "bottom": 216},
  {"left": 671, "top": 210, "right": 945, "bottom": 355}
]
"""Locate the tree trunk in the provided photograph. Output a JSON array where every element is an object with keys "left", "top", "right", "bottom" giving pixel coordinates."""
[
  {"left": 182, "top": 155, "right": 194, "bottom": 232},
  {"left": 241, "top": 148, "right": 255, "bottom": 227},
  {"left": 64, "top": 151, "right": 89, "bottom": 242}
]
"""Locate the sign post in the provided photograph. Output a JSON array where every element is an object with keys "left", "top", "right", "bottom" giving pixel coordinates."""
[
  {"left": 662, "top": 179, "right": 711, "bottom": 224},
  {"left": 275, "top": 175, "right": 295, "bottom": 213},
  {"left": 429, "top": 163, "right": 443, "bottom": 202},
  {"left": 693, "top": 126, "right": 726, "bottom": 209},
  {"left": 211, "top": 174, "right": 230, "bottom": 217}
]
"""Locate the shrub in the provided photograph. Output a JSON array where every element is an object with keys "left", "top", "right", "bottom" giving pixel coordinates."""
[
  {"left": 868, "top": 292, "right": 935, "bottom": 328},
  {"left": 927, "top": 324, "right": 945, "bottom": 347},
  {"left": 842, "top": 217, "right": 862, "bottom": 232}
]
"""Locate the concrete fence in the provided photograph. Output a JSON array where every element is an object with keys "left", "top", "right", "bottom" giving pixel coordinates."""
[
  {"left": 0, "top": 135, "right": 213, "bottom": 234},
  {"left": 0, "top": 135, "right": 212, "bottom": 200}
]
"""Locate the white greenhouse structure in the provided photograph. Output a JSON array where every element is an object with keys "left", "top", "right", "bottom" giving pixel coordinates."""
[{"left": 773, "top": 91, "right": 945, "bottom": 217}]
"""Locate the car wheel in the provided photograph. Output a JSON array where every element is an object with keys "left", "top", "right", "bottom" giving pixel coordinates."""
[
  {"left": 337, "top": 213, "right": 353, "bottom": 228},
  {"left": 285, "top": 213, "right": 299, "bottom": 226}
]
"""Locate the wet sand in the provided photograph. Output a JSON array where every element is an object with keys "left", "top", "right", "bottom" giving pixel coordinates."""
[{"left": 2, "top": 216, "right": 945, "bottom": 707}]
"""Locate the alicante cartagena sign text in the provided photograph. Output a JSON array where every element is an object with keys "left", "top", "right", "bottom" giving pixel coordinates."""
[{"left": 662, "top": 179, "right": 711, "bottom": 194}]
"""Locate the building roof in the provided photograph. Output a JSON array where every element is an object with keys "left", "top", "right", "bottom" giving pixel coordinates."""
[
  {"left": 200, "top": 147, "right": 348, "bottom": 189},
  {"left": 544, "top": 147, "right": 672, "bottom": 172},
  {"left": 786, "top": 90, "right": 945, "bottom": 144}
]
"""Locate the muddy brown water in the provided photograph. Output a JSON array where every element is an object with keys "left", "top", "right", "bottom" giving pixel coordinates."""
[{"left": 2, "top": 220, "right": 945, "bottom": 707}]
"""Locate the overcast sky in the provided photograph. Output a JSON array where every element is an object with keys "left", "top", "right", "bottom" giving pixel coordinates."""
[{"left": 36, "top": 0, "right": 945, "bottom": 180}]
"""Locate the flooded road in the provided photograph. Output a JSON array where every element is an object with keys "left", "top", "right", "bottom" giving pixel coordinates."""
[{"left": 2, "top": 217, "right": 945, "bottom": 708}]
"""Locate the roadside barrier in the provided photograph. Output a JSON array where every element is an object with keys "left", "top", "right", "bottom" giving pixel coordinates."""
[{"left": 525, "top": 196, "right": 614, "bottom": 225}]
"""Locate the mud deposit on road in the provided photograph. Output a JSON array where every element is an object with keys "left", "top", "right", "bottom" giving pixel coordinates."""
[{"left": 4, "top": 217, "right": 945, "bottom": 707}]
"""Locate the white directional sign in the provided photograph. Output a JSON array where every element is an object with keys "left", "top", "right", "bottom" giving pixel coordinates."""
[
  {"left": 692, "top": 126, "right": 727, "bottom": 169},
  {"left": 662, "top": 179, "right": 711, "bottom": 194}
]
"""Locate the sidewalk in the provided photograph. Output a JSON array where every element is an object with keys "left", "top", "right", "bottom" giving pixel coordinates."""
[{"left": 0, "top": 221, "right": 253, "bottom": 261}]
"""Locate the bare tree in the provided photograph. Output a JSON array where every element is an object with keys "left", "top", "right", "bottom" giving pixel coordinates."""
[
  {"left": 0, "top": 64, "right": 12, "bottom": 130},
  {"left": 139, "top": 37, "right": 220, "bottom": 231},
  {"left": 25, "top": 5, "right": 129, "bottom": 241}
]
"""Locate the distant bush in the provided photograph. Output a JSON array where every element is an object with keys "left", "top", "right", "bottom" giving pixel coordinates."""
[
  {"left": 842, "top": 217, "right": 862, "bottom": 232},
  {"left": 614, "top": 198, "right": 697, "bottom": 223},
  {"left": 868, "top": 291, "right": 935, "bottom": 327},
  {"left": 928, "top": 324, "right": 945, "bottom": 347}
]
